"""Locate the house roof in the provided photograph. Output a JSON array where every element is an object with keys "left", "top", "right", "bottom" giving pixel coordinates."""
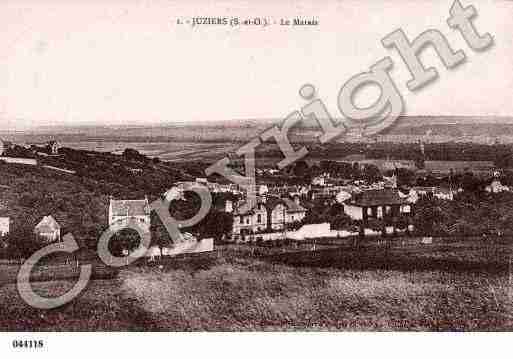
[
  {"left": 233, "top": 197, "right": 267, "bottom": 216},
  {"left": 62, "top": 233, "right": 74, "bottom": 242},
  {"left": 350, "top": 189, "right": 407, "bottom": 207},
  {"left": 0, "top": 217, "right": 9, "bottom": 228},
  {"left": 110, "top": 199, "right": 149, "bottom": 217},
  {"left": 35, "top": 215, "right": 61, "bottom": 232},
  {"left": 281, "top": 198, "right": 307, "bottom": 213}
]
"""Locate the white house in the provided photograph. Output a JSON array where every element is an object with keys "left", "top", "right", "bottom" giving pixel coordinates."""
[
  {"left": 485, "top": 180, "right": 510, "bottom": 194},
  {"left": 109, "top": 196, "right": 151, "bottom": 231},
  {"left": 343, "top": 189, "right": 412, "bottom": 224},
  {"left": 231, "top": 196, "right": 307, "bottom": 241},
  {"left": 311, "top": 175, "right": 327, "bottom": 186},
  {"left": 0, "top": 217, "right": 9, "bottom": 236},
  {"left": 336, "top": 190, "right": 352, "bottom": 203},
  {"left": 233, "top": 199, "right": 269, "bottom": 235},
  {"left": 279, "top": 197, "right": 307, "bottom": 228},
  {"left": 34, "top": 215, "right": 61, "bottom": 243}
]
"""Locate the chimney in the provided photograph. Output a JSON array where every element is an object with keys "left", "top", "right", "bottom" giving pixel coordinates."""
[{"left": 225, "top": 200, "right": 233, "bottom": 213}]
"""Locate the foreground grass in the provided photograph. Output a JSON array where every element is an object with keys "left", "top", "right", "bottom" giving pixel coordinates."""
[
  {"left": 0, "top": 278, "right": 157, "bottom": 331},
  {"left": 1, "top": 241, "right": 512, "bottom": 331},
  {"left": 121, "top": 258, "right": 512, "bottom": 331}
]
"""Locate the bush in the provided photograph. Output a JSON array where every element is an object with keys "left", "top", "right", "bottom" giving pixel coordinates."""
[{"left": 3, "top": 227, "right": 43, "bottom": 259}]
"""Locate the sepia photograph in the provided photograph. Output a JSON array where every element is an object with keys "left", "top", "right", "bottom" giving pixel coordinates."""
[{"left": 1, "top": 0, "right": 513, "bottom": 356}]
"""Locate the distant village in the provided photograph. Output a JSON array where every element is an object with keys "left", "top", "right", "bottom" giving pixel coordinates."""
[{"left": 0, "top": 137, "right": 512, "bottom": 260}]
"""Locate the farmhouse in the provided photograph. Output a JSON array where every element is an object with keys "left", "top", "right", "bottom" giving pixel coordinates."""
[
  {"left": 108, "top": 196, "right": 151, "bottom": 231},
  {"left": 34, "top": 215, "right": 61, "bottom": 243},
  {"left": 343, "top": 189, "right": 412, "bottom": 225}
]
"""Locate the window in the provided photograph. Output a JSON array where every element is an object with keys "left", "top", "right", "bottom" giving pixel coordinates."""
[
  {"left": 257, "top": 214, "right": 262, "bottom": 223},
  {"left": 292, "top": 215, "right": 295, "bottom": 221},
  {"left": 246, "top": 218, "right": 250, "bottom": 225},
  {"left": 240, "top": 216, "right": 243, "bottom": 224}
]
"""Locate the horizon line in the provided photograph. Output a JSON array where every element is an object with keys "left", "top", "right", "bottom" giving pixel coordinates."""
[{"left": 2, "top": 114, "right": 512, "bottom": 133}]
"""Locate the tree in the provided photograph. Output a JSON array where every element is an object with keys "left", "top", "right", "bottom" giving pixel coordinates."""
[
  {"left": 367, "top": 218, "right": 385, "bottom": 236},
  {"left": 330, "top": 213, "right": 352, "bottom": 230},
  {"left": 122, "top": 148, "right": 147, "bottom": 162},
  {"left": 326, "top": 203, "right": 352, "bottom": 230},
  {"left": 302, "top": 209, "right": 323, "bottom": 225},
  {"left": 150, "top": 213, "right": 172, "bottom": 249},
  {"left": 352, "top": 162, "right": 361, "bottom": 178},
  {"left": 395, "top": 168, "right": 415, "bottom": 187},
  {"left": 19, "top": 193, "right": 38, "bottom": 207},
  {"left": 460, "top": 171, "right": 483, "bottom": 193},
  {"left": 413, "top": 197, "right": 444, "bottom": 236},
  {"left": 286, "top": 221, "right": 303, "bottom": 231},
  {"left": 362, "top": 164, "right": 382, "bottom": 183},
  {"left": 194, "top": 211, "right": 234, "bottom": 242},
  {"left": 292, "top": 160, "right": 310, "bottom": 177},
  {"left": 4, "top": 226, "right": 42, "bottom": 259}
]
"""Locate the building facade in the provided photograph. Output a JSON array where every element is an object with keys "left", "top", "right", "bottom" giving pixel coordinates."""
[
  {"left": 108, "top": 196, "right": 151, "bottom": 231},
  {"left": 343, "top": 189, "right": 412, "bottom": 225},
  {"left": 34, "top": 215, "right": 61, "bottom": 243},
  {"left": 231, "top": 196, "right": 307, "bottom": 241}
]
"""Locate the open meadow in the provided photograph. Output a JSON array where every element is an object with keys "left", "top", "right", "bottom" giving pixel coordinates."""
[{"left": 1, "top": 238, "right": 512, "bottom": 331}]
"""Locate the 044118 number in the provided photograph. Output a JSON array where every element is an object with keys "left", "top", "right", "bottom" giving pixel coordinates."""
[{"left": 12, "top": 340, "right": 44, "bottom": 349}]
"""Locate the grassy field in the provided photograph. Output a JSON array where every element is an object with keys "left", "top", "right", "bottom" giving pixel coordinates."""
[
  {"left": 60, "top": 141, "right": 240, "bottom": 162},
  {"left": 1, "top": 239, "right": 512, "bottom": 331}
]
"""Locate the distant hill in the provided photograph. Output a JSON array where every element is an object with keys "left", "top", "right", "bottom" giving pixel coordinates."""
[
  {"left": 2, "top": 116, "right": 513, "bottom": 144},
  {"left": 0, "top": 145, "right": 200, "bottom": 252},
  {"left": 390, "top": 123, "right": 513, "bottom": 137}
]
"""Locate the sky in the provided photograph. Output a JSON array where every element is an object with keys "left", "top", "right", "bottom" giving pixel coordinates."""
[{"left": 0, "top": 0, "right": 512, "bottom": 130}]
